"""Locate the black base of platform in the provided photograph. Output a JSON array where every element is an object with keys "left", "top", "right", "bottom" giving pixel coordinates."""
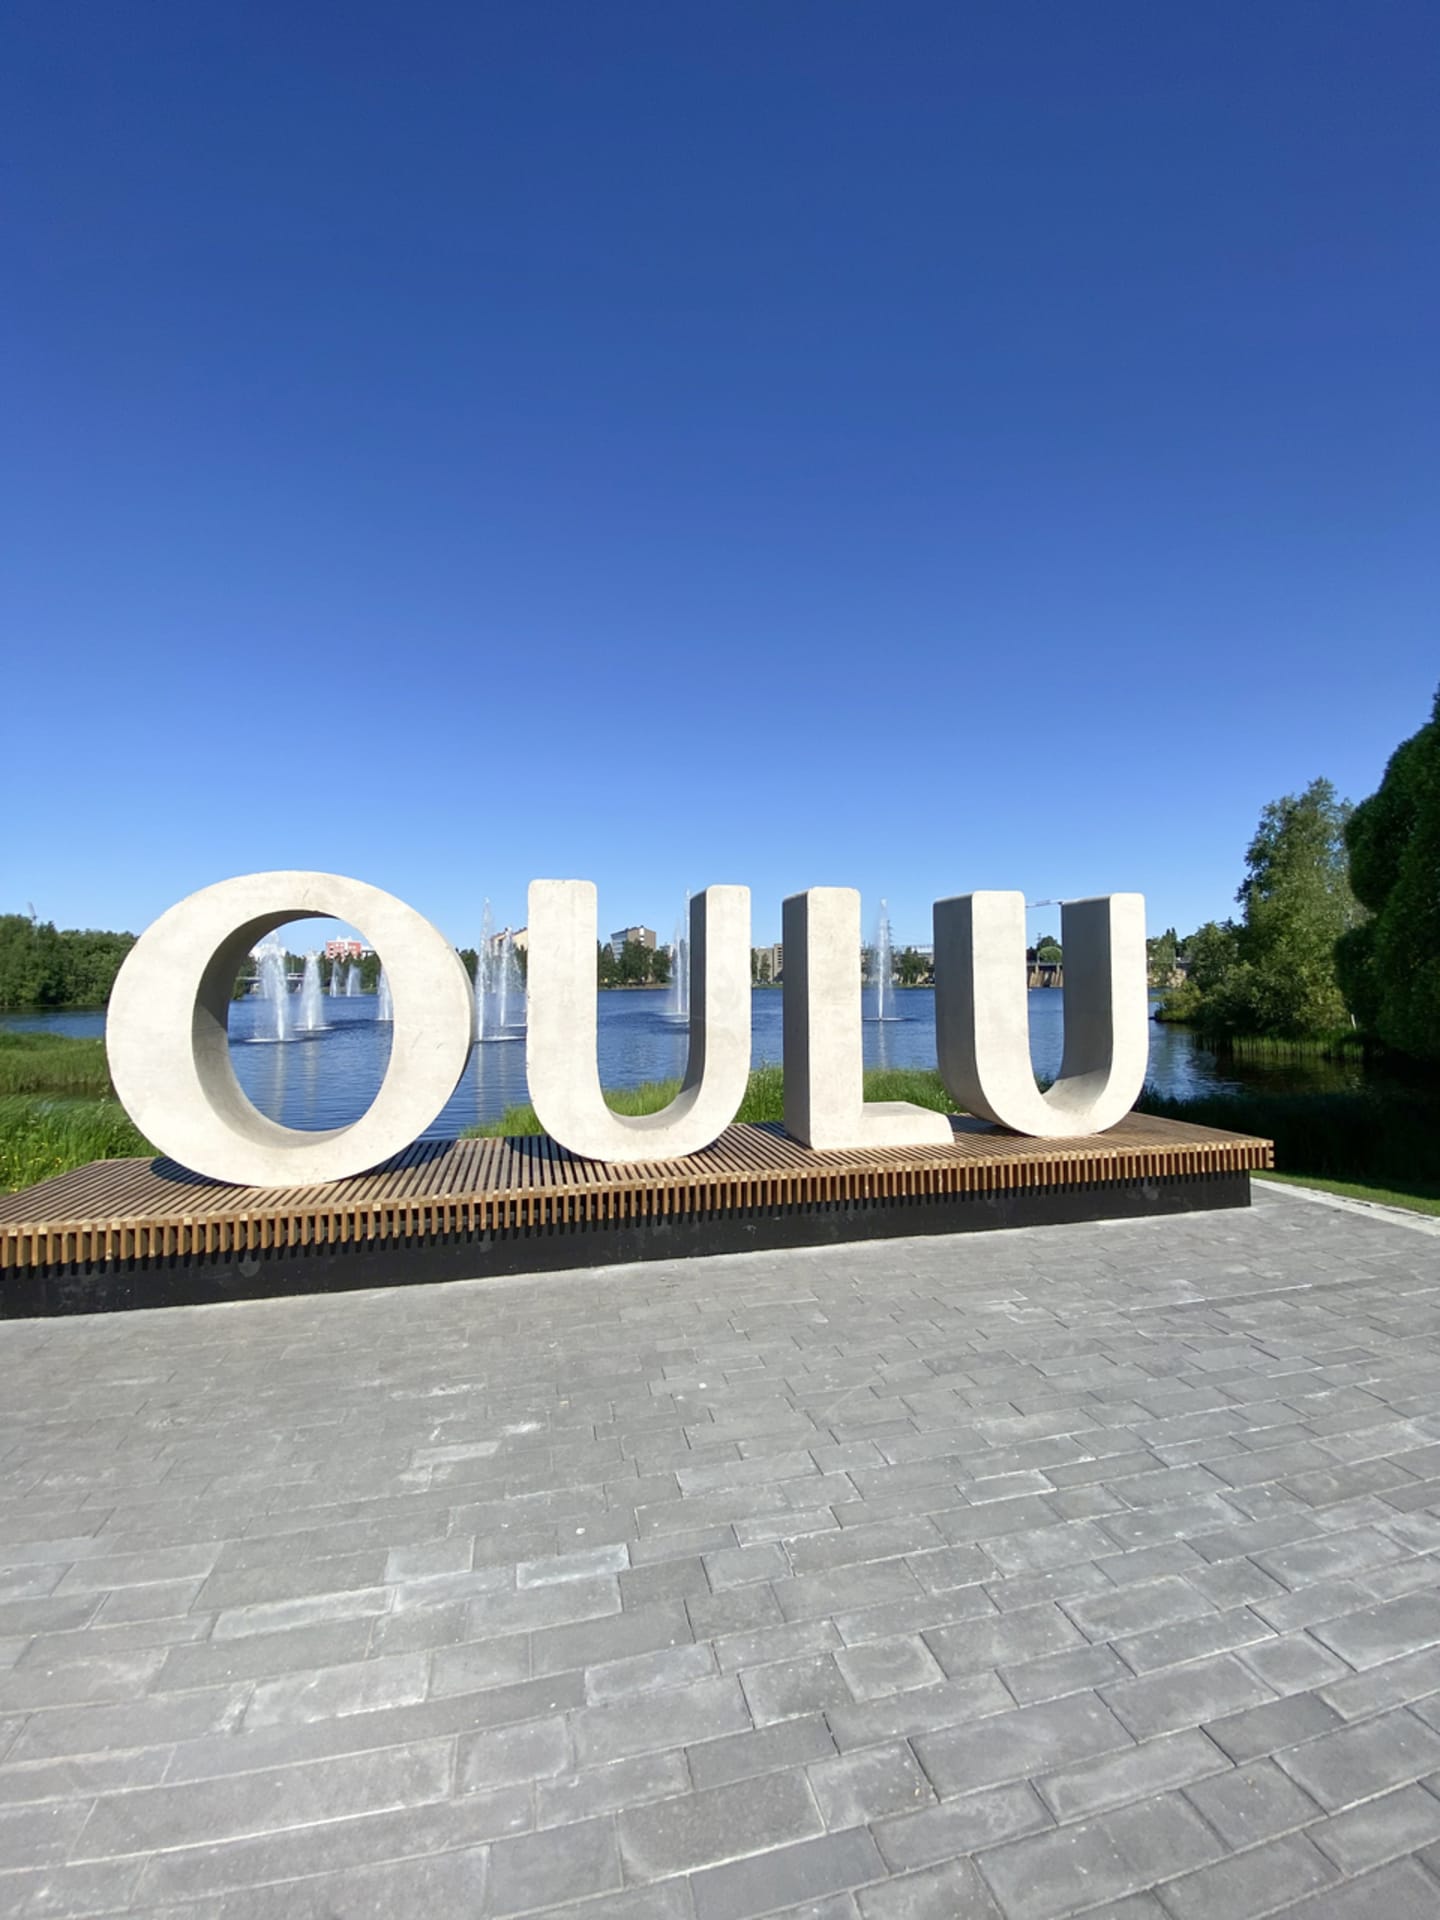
[{"left": 3, "top": 1171, "right": 1251, "bottom": 1317}]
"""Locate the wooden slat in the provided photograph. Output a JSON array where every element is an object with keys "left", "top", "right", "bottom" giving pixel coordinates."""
[{"left": 0, "top": 1114, "right": 1272, "bottom": 1272}]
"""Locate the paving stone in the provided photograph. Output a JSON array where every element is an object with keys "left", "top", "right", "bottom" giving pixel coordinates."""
[
  {"left": 487, "top": 1814, "right": 622, "bottom": 1916},
  {"left": 913, "top": 1691, "right": 1134, "bottom": 1798},
  {"left": 1274, "top": 1707, "right": 1440, "bottom": 1809},
  {"left": 1000, "top": 1643, "right": 1131, "bottom": 1706},
  {"left": 619, "top": 1771, "right": 822, "bottom": 1877},
  {"left": 1100, "top": 1652, "right": 1273, "bottom": 1740},
  {"left": 856, "top": 1857, "right": 1002, "bottom": 1919},
  {"left": 873, "top": 1782, "right": 1052, "bottom": 1869},
  {"left": 691, "top": 1828, "right": 886, "bottom": 1920},
  {"left": 924, "top": 1604, "right": 1084, "bottom": 1678},
  {"left": 1156, "top": 1832, "right": 1339, "bottom": 1920},
  {"left": 688, "top": 1714, "right": 838, "bottom": 1789},
  {"left": 1309, "top": 1593, "right": 1440, "bottom": 1670},
  {"left": 1182, "top": 1755, "right": 1322, "bottom": 1846},
  {"left": 1036, "top": 1729, "right": 1228, "bottom": 1822},
  {"left": 834, "top": 1636, "right": 945, "bottom": 1702},
  {"left": 740, "top": 1654, "right": 853, "bottom": 1725},
  {"left": 537, "top": 1750, "right": 691, "bottom": 1828},
  {"left": 809, "top": 1742, "right": 935, "bottom": 1828},
  {"left": 575, "top": 1676, "right": 751, "bottom": 1765},
  {"left": 1311, "top": 1780, "right": 1440, "bottom": 1875},
  {"left": 1280, "top": 1860, "right": 1440, "bottom": 1920}
]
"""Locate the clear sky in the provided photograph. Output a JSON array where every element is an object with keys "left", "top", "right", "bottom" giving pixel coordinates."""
[{"left": 4, "top": 2, "right": 1436, "bottom": 953}]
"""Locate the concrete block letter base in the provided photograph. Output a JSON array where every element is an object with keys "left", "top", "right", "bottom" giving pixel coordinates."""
[
  {"left": 527, "top": 880, "right": 751, "bottom": 1162},
  {"left": 933, "top": 891, "right": 1148, "bottom": 1136},
  {"left": 106, "top": 872, "right": 474, "bottom": 1187},
  {"left": 782, "top": 888, "right": 952, "bottom": 1151}
]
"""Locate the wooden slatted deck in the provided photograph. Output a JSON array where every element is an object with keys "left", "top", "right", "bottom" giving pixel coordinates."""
[{"left": 0, "top": 1114, "right": 1271, "bottom": 1274}]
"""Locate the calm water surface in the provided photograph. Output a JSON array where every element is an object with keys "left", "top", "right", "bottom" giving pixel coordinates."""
[{"left": 4, "top": 988, "right": 1370, "bottom": 1139}]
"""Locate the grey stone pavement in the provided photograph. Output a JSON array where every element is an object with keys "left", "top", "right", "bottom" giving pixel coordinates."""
[{"left": 3, "top": 1186, "right": 1440, "bottom": 1920}]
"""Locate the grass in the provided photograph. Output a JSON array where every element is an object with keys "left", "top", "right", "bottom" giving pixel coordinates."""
[
  {"left": 1257, "top": 1171, "right": 1440, "bottom": 1218},
  {"left": 1187, "top": 1030, "right": 1373, "bottom": 1065},
  {"left": 465, "top": 1063, "right": 958, "bottom": 1137},
  {"left": 0, "top": 1097, "right": 153, "bottom": 1195},
  {"left": 0, "top": 1031, "right": 114, "bottom": 1097}
]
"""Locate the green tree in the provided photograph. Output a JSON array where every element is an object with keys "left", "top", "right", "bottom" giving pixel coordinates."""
[
  {"left": 1146, "top": 928, "right": 1178, "bottom": 986},
  {"left": 1163, "top": 782, "right": 1360, "bottom": 1037},
  {"left": 1036, "top": 940, "right": 1062, "bottom": 964},
  {"left": 597, "top": 941, "right": 619, "bottom": 988},
  {"left": 1337, "top": 687, "right": 1440, "bottom": 1060},
  {"left": 896, "top": 947, "right": 927, "bottom": 986}
]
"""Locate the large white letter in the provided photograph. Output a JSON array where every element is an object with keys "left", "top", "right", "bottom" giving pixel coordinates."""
[
  {"left": 782, "top": 888, "right": 953, "bottom": 1151},
  {"left": 527, "top": 880, "right": 751, "bottom": 1161},
  {"left": 106, "top": 872, "right": 473, "bottom": 1187},
  {"left": 933, "top": 891, "right": 1148, "bottom": 1136}
]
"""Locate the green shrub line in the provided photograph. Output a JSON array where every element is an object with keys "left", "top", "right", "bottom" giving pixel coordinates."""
[{"left": 0, "top": 1097, "right": 154, "bottom": 1195}]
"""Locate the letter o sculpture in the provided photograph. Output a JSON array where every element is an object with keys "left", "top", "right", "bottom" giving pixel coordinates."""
[{"left": 106, "top": 872, "right": 474, "bottom": 1187}]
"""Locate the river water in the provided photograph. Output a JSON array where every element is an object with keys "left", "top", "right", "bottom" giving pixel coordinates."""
[{"left": 4, "top": 989, "right": 1368, "bottom": 1139}]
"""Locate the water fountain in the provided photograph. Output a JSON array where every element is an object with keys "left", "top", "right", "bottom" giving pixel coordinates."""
[
  {"left": 475, "top": 901, "right": 526, "bottom": 1041},
  {"left": 328, "top": 958, "right": 343, "bottom": 998},
  {"left": 867, "top": 900, "right": 900, "bottom": 1022},
  {"left": 376, "top": 966, "right": 393, "bottom": 1023},
  {"left": 253, "top": 941, "right": 293, "bottom": 1043},
  {"left": 296, "top": 953, "right": 328, "bottom": 1032},
  {"left": 345, "top": 961, "right": 362, "bottom": 996},
  {"left": 660, "top": 907, "right": 690, "bottom": 1024}
]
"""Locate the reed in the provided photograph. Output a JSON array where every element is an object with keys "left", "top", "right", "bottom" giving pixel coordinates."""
[
  {"left": 0, "top": 1098, "right": 152, "bottom": 1195},
  {"left": 0, "top": 1032, "right": 113, "bottom": 1098}
]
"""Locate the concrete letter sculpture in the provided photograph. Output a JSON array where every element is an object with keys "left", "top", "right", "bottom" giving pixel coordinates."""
[
  {"left": 782, "top": 888, "right": 953, "bottom": 1151},
  {"left": 933, "top": 891, "right": 1148, "bottom": 1137},
  {"left": 527, "top": 880, "right": 751, "bottom": 1162},
  {"left": 106, "top": 872, "right": 474, "bottom": 1187}
]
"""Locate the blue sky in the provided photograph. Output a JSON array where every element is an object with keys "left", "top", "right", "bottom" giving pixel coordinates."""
[{"left": 4, "top": 2, "right": 1436, "bottom": 953}]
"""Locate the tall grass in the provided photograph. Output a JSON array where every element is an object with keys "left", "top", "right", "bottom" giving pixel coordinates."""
[
  {"left": 0, "top": 1032, "right": 113, "bottom": 1097},
  {"left": 0, "top": 1098, "right": 152, "bottom": 1195},
  {"left": 1202, "top": 1032, "right": 1371, "bottom": 1065}
]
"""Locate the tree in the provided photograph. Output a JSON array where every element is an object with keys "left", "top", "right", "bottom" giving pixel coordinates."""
[
  {"left": 896, "top": 947, "right": 928, "bottom": 987},
  {"left": 1146, "top": 928, "right": 1178, "bottom": 986},
  {"left": 1036, "top": 940, "right": 1062, "bottom": 964},
  {"left": 1162, "top": 781, "right": 1361, "bottom": 1037},
  {"left": 1337, "top": 687, "right": 1440, "bottom": 1060},
  {"left": 597, "top": 941, "right": 618, "bottom": 988}
]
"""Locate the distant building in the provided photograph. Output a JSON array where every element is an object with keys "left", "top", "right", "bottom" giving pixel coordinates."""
[
  {"left": 485, "top": 926, "right": 527, "bottom": 954},
  {"left": 609, "top": 925, "right": 656, "bottom": 961},
  {"left": 324, "top": 938, "right": 364, "bottom": 960},
  {"left": 753, "top": 942, "right": 784, "bottom": 982}
]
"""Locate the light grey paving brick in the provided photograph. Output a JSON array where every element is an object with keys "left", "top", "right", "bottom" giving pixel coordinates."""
[
  {"left": 0, "top": 1858, "right": 146, "bottom": 1918},
  {"left": 809, "top": 1742, "right": 935, "bottom": 1828},
  {"left": 1101, "top": 1652, "right": 1273, "bottom": 1740},
  {"left": 73, "top": 1739, "right": 453, "bottom": 1858},
  {"left": 834, "top": 1637, "right": 945, "bottom": 1702},
  {"left": 1275, "top": 1707, "right": 1440, "bottom": 1809},
  {"left": 1111, "top": 1607, "right": 1273, "bottom": 1675},
  {"left": 1000, "top": 1642, "right": 1131, "bottom": 1706},
  {"left": 691, "top": 1828, "right": 886, "bottom": 1920},
  {"left": 488, "top": 1814, "right": 622, "bottom": 1916},
  {"left": 534, "top": 1601, "right": 694, "bottom": 1677},
  {"left": 827, "top": 1673, "right": 1013, "bottom": 1753},
  {"left": 186, "top": 1843, "right": 491, "bottom": 1918},
  {"left": 740, "top": 1653, "right": 853, "bottom": 1725},
  {"left": 914, "top": 1691, "right": 1134, "bottom": 1798},
  {"left": 619, "top": 1770, "right": 822, "bottom": 1877},
  {"left": 1309, "top": 1592, "right": 1440, "bottom": 1669},
  {"left": 714, "top": 1618, "right": 841, "bottom": 1675},
  {"left": 1156, "top": 1832, "right": 1339, "bottom": 1919},
  {"left": 1203, "top": 1691, "right": 1346, "bottom": 1764},
  {"left": 587, "top": 1641, "right": 716, "bottom": 1702},
  {"left": 1183, "top": 1755, "right": 1322, "bottom": 1846},
  {"left": 1311, "top": 1780, "right": 1440, "bottom": 1875},
  {"left": 1320, "top": 1644, "right": 1440, "bottom": 1721},
  {"left": 0, "top": 1648, "right": 168, "bottom": 1711},
  {"left": 537, "top": 1750, "right": 691, "bottom": 1828},
  {"left": 974, "top": 1819, "right": 1140, "bottom": 1920},
  {"left": 518, "top": 1542, "right": 631, "bottom": 1586},
  {"left": 242, "top": 1652, "right": 429, "bottom": 1727},
  {"left": 457, "top": 1714, "right": 570, "bottom": 1790},
  {"left": 1235, "top": 1630, "right": 1350, "bottom": 1695},
  {"left": 1281, "top": 1860, "right": 1440, "bottom": 1920},
  {"left": 575, "top": 1676, "right": 751, "bottom": 1765},
  {"left": 873, "top": 1782, "right": 1052, "bottom": 1869},
  {"left": 0, "top": 1796, "right": 96, "bottom": 1867},
  {"left": 856, "top": 1856, "right": 1002, "bottom": 1920},
  {"left": 1062, "top": 1576, "right": 1215, "bottom": 1645},
  {"left": 924, "top": 1603, "right": 1084, "bottom": 1678},
  {"left": 688, "top": 1714, "right": 837, "bottom": 1790},
  {"left": 1036, "top": 1728, "right": 1228, "bottom": 1823}
]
